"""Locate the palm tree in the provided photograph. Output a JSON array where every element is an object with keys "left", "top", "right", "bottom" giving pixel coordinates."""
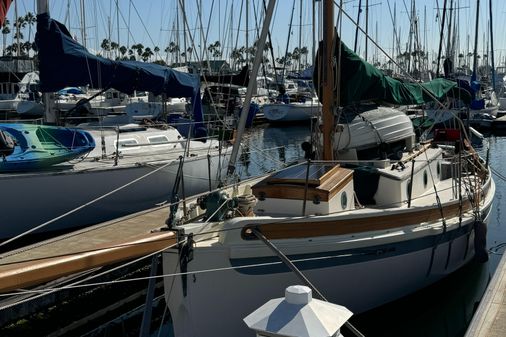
[
  {"left": 165, "top": 42, "right": 180, "bottom": 64},
  {"left": 24, "top": 12, "right": 36, "bottom": 42},
  {"left": 110, "top": 41, "right": 119, "bottom": 58},
  {"left": 11, "top": 16, "right": 26, "bottom": 55},
  {"left": 2, "top": 19, "right": 10, "bottom": 56},
  {"left": 299, "top": 46, "right": 309, "bottom": 68},
  {"left": 131, "top": 43, "right": 144, "bottom": 60},
  {"left": 186, "top": 47, "right": 193, "bottom": 62},
  {"left": 100, "top": 38, "right": 111, "bottom": 55},
  {"left": 141, "top": 47, "right": 153, "bottom": 62},
  {"left": 119, "top": 45, "right": 128, "bottom": 59},
  {"left": 291, "top": 47, "right": 301, "bottom": 70}
]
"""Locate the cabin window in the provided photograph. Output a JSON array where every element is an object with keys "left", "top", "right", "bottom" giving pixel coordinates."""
[
  {"left": 437, "top": 162, "right": 441, "bottom": 177},
  {"left": 115, "top": 138, "right": 139, "bottom": 151},
  {"left": 148, "top": 135, "right": 171, "bottom": 147},
  {"left": 423, "top": 170, "right": 428, "bottom": 187},
  {"left": 147, "top": 135, "right": 169, "bottom": 144},
  {"left": 341, "top": 192, "right": 348, "bottom": 210}
]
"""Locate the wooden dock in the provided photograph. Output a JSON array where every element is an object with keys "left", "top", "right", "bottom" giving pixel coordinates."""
[
  {"left": 0, "top": 205, "right": 172, "bottom": 292},
  {"left": 465, "top": 253, "right": 506, "bottom": 337}
]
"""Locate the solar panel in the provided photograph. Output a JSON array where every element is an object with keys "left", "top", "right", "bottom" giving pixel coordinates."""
[{"left": 268, "top": 163, "right": 339, "bottom": 186}]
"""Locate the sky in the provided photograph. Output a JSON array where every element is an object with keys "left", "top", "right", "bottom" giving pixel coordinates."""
[{"left": 6, "top": 0, "right": 506, "bottom": 67}]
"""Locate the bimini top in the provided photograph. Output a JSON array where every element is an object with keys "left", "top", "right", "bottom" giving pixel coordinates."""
[{"left": 313, "top": 33, "right": 472, "bottom": 107}]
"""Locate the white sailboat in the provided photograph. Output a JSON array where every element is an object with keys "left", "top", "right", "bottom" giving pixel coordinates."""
[
  {"left": 263, "top": 96, "right": 322, "bottom": 122},
  {"left": 0, "top": 123, "right": 230, "bottom": 240},
  {"left": 0, "top": 5, "right": 230, "bottom": 241},
  {"left": 161, "top": 2, "right": 495, "bottom": 337}
]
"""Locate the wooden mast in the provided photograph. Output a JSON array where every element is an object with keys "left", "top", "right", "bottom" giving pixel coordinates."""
[{"left": 322, "top": 0, "right": 334, "bottom": 161}]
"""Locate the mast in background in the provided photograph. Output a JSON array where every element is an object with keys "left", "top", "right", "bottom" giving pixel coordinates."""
[
  {"left": 472, "top": 0, "right": 480, "bottom": 79},
  {"left": 489, "top": 0, "right": 496, "bottom": 90},
  {"left": 227, "top": 0, "right": 276, "bottom": 175},
  {"left": 37, "top": 0, "right": 56, "bottom": 124},
  {"left": 80, "top": 0, "right": 86, "bottom": 48}
]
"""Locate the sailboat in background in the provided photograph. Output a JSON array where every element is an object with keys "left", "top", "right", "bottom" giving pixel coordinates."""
[
  {"left": 161, "top": 1, "right": 495, "bottom": 337},
  {"left": 0, "top": 5, "right": 231, "bottom": 241}
]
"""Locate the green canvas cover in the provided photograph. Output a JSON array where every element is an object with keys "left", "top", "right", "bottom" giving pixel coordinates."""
[{"left": 314, "top": 34, "right": 471, "bottom": 106}]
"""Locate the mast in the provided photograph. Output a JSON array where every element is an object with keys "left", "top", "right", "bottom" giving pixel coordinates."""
[
  {"left": 489, "top": 0, "right": 496, "bottom": 90},
  {"left": 227, "top": 0, "right": 276, "bottom": 175},
  {"left": 365, "top": 0, "right": 369, "bottom": 61},
  {"left": 312, "top": 0, "right": 316, "bottom": 65},
  {"left": 37, "top": 0, "right": 56, "bottom": 124},
  {"left": 298, "top": 0, "right": 302, "bottom": 71},
  {"left": 446, "top": 0, "right": 454, "bottom": 63},
  {"left": 116, "top": 0, "right": 120, "bottom": 59},
  {"left": 80, "top": 0, "right": 86, "bottom": 48},
  {"left": 435, "top": 0, "right": 447, "bottom": 76},
  {"left": 176, "top": 1, "right": 180, "bottom": 64},
  {"left": 14, "top": 0, "right": 20, "bottom": 56},
  {"left": 472, "top": 0, "right": 480, "bottom": 78},
  {"left": 353, "top": 0, "right": 362, "bottom": 53},
  {"left": 281, "top": 0, "right": 296, "bottom": 83},
  {"left": 245, "top": 0, "right": 249, "bottom": 63},
  {"left": 181, "top": 0, "right": 187, "bottom": 64},
  {"left": 322, "top": 0, "right": 334, "bottom": 160}
]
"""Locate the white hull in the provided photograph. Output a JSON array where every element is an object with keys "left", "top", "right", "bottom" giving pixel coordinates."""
[
  {"left": 161, "top": 148, "right": 495, "bottom": 337},
  {"left": 0, "top": 153, "right": 228, "bottom": 239},
  {"left": 16, "top": 100, "right": 44, "bottom": 116},
  {"left": 163, "top": 200, "right": 492, "bottom": 337},
  {"left": 263, "top": 100, "right": 321, "bottom": 122},
  {"left": 426, "top": 105, "right": 499, "bottom": 125},
  {"left": 125, "top": 100, "right": 188, "bottom": 121},
  {"left": 0, "top": 99, "right": 20, "bottom": 111}
]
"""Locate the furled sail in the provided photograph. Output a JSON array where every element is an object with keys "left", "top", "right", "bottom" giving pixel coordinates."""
[
  {"left": 36, "top": 13, "right": 206, "bottom": 137},
  {"left": 313, "top": 33, "right": 471, "bottom": 106}
]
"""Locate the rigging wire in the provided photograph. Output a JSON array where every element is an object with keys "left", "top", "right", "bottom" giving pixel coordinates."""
[{"left": 332, "top": 0, "right": 476, "bottom": 149}]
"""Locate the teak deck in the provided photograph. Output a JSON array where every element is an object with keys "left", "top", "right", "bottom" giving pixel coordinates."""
[{"left": 0, "top": 206, "right": 171, "bottom": 292}]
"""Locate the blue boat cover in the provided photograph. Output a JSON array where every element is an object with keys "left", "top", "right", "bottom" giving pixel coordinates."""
[{"left": 36, "top": 13, "right": 206, "bottom": 138}]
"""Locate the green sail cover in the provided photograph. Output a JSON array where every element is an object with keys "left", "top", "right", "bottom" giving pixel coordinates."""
[{"left": 314, "top": 34, "right": 470, "bottom": 106}]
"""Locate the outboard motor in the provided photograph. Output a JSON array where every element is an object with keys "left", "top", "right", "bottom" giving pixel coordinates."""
[{"left": 0, "top": 130, "right": 15, "bottom": 158}]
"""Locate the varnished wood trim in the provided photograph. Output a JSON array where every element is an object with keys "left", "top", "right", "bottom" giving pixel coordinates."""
[
  {"left": 242, "top": 200, "right": 472, "bottom": 240},
  {"left": 252, "top": 173, "right": 353, "bottom": 202},
  {"left": 253, "top": 169, "right": 353, "bottom": 202}
]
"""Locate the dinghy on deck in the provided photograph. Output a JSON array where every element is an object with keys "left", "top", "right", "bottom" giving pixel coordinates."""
[{"left": 0, "top": 123, "right": 95, "bottom": 172}]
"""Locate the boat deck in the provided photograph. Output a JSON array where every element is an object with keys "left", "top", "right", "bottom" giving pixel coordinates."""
[
  {"left": 465, "top": 253, "right": 506, "bottom": 337},
  {"left": 0, "top": 205, "right": 171, "bottom": 292}
]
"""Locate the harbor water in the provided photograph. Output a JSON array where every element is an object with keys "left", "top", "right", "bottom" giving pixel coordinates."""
[{"left": 1, "top": 123, "right": 505, "bottom": 337}]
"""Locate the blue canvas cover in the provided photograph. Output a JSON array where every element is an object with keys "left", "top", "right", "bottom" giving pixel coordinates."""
[{"left": 36, "top": 13, "right": 206, "bottom": 138}]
